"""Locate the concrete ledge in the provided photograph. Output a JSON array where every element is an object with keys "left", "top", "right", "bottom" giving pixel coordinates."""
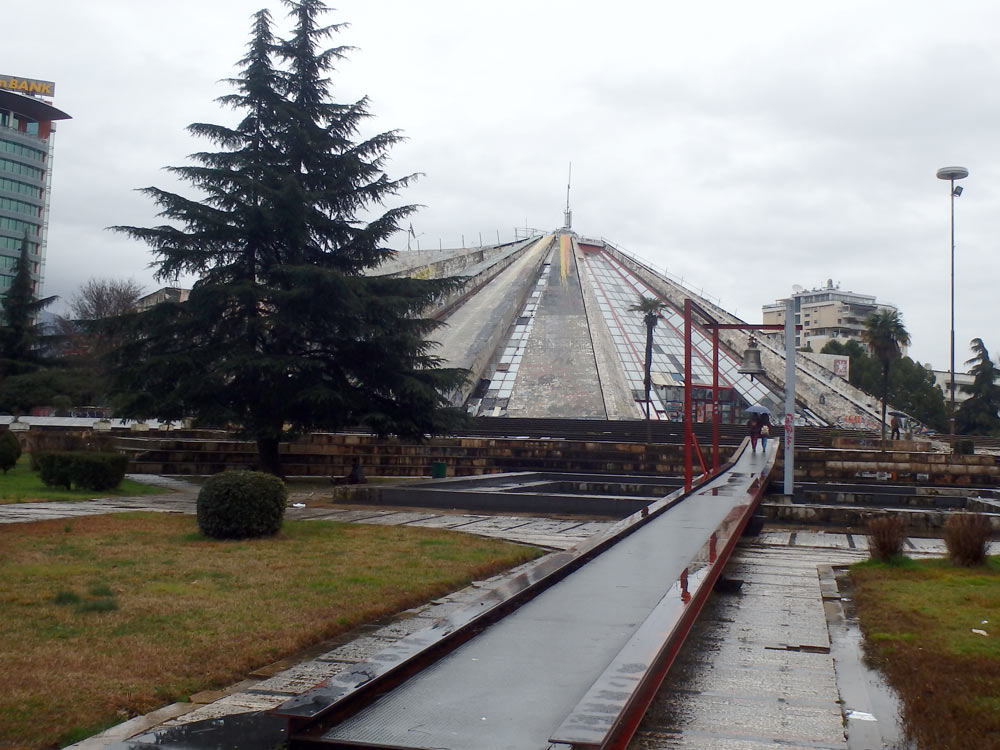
[
  {"left": 64, "top": 703, "right": 196, "bottom": 749},
  {"left": 762, "top": 501, "right": 1000, "bottom": 532},
  {"left": 377, "top": 472, "right": 682, "bottom": 516}
]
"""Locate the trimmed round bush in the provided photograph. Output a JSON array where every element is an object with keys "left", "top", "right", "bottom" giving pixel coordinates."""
[
  {"left": 0, "top": 430, "right": 21, "bottom": 474},
  {"left": 197, "top": 470, "right": 287, "bottom": 540}
]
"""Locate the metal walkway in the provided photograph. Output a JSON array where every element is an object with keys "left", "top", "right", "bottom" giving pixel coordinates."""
[{"left": 274, "top": 442, "right": 777, "bottom": 750}]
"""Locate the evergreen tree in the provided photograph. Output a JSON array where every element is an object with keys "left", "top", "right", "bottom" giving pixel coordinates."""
[
  {"left": 888, "top": 357, "right": 949, "bottom": 433},
  {"left": 111, "top": 2, "right": 467, "bottom": 475},
  {"left": 0, "top": 237, "right": 78, "bottom": 414},
  {"left": 955, "top": 338, "right": 1000, "bottom": 435},
  {"left": 0, "top": 235, "right": 57, "bottom": 378},
  {"left": 823, "top": 332, "right": 948, "bottom": 433}
]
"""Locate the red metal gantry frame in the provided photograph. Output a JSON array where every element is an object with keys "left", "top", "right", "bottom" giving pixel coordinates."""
[{"left": 682, "top": 298, "right": 790, "bottom": 491}]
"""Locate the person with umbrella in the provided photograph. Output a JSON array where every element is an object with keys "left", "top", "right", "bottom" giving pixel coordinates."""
[{"left": 746, "top": 404, "right": 770, "bottom": 454}]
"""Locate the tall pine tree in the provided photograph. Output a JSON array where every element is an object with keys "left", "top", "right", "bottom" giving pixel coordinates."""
[
  {"left": 955, "top": 338, "right": 1000, "bottom": 436},
  {"left": 0, "top": 235, "right": 57, "bottom": 378},
  {"left": 111, "top": 2, "right": 467, "bottom": 475}
]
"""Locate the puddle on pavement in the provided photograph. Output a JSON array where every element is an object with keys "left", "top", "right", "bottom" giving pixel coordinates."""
[
  {"left": 109, "top": 712, "right": 285, "bottom": 750},
  {"left": 830, "top": 568, "right": 916, "bottom": 750}
]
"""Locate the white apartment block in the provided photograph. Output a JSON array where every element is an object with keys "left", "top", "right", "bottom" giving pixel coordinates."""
[{"left": 762, "top": 280, "right": 900, "bottom": 355}]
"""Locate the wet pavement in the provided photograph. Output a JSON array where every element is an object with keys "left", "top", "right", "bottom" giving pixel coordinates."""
[
  {"left": 3, "top": 476, "right": 966, "bottom": 749},
  {"left": 280, "top": 449, "right": 766, "bottom": 749},
  {"left": 0, "top": 475, "right": 198, "bottom": 523},
  {"left": 630, "top": 544, "right": 859, "bottom": 750},
  {"left": 95, "top": 539, "right": 913, "bottom": 750},
  {"left": 0, "top": 477, "right": 615, "bottom": 551}
]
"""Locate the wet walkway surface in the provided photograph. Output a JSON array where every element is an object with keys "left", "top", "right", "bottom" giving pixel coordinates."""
[
  {"left": 1, "top": 477, "right": 965, "bottom": 749},
  {"left": 99, "top": 540, "right": 910, "bottom": 750},
  {"left": 0, "top": 475, "right": 198, "bottom": 524},
  {"left": 631, "top": 544, "right": 858, "bottom": 750}
]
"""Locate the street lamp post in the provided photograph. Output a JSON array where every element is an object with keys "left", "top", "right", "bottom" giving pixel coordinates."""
[{"left": 936, "top": 166, "right": 968, "bottom": 437}]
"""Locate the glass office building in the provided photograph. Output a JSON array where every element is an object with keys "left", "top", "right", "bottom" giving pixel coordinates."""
[{"left": 0, "top": 76, "right": 70, "bottom": 299}]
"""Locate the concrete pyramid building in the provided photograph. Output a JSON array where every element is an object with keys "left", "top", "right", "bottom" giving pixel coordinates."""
[{"left": 372, "top": 230, "right": 886, "bottom": 430}]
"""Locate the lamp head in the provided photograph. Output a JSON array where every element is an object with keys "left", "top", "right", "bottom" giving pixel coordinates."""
[{"left": 937, "top": 166, "right": 969, "bottom": 181}]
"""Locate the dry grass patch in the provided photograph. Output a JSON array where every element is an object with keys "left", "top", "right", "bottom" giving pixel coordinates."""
[
  {"left": 865, "top": 514, "right": 906, "bottom": 562},
  {"left": 0, "top": 512, "right": 542, "bottom": 750},
  {"left": 944, "top": 512, "right": 993, "bottom": 567},
  {"left": 851, "top": 556, "right": 1000, "bottom": 749}
]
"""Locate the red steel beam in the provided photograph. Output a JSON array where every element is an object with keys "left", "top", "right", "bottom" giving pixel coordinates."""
[{"left": 549, "top": 442, "right": 776, "bottom": 749}]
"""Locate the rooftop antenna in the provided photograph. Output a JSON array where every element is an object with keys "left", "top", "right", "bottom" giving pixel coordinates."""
[{"left": 563, "top": 162, "right": 572, "bottom": 230}]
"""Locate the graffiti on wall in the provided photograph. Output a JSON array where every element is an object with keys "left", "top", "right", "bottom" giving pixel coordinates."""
[{"left": 835, "top": 413, "right": 882, "bottom": 431}]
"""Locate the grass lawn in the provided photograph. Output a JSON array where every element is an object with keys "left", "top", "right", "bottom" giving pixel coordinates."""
[
  {"left": 850, "top": 556, "right": 1000, "bottom": 750},
  {"left": 0, "top": 512, "right": 542, "bottom": 750},
  {"left": 0, "top": 455, "right": 169, "bottom": 504}
]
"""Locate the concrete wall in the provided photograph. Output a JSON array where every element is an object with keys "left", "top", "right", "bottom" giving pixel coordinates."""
[
  {"left": 422, "top": 239, "right": 541, "bottom": 320},
  {"left": 433, "top": 236, "right": 554, "bottom": 405},
  {"left": 119, "top": 431, "right": 717, "bottom": 478},
  {"left": 370, "top": 241, "right": 530, "bottom": 279},
  {"left": 784, "top": 447, "right": 1000, "bottom": 487}
]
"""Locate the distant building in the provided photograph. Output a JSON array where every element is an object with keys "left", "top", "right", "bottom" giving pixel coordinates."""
[
  {"left": 762, "top": 280, "right": 900, "bottom": 354},
  {"left": 929, "top": 368, "right": 975, "bottom": 406},
  {"left": 136, "top": 287, "right": 190, "bottom": 311},
  {"left": 0, "top": 74, "right": 70, "bottom": 300}
]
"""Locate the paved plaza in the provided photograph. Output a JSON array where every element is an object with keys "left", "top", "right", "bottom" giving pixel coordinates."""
[{"left": 2, "top": 477, "right": 977, "bottom": 749}]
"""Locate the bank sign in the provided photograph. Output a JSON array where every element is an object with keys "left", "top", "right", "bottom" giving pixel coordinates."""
[{"left": 0, "top": 75, "right": 55, "bottom": 97}]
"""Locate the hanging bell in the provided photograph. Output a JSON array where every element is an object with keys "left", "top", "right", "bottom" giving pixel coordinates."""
[{"left": 738, "top": 337, "right": 766, "bottom": 380}]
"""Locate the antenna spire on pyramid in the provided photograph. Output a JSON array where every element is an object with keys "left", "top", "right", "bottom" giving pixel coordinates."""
[{"left": 563, "top": 162, "right": 572, "bottom": 230}]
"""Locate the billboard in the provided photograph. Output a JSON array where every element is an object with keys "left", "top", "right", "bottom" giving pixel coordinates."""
[{"left": 0, "top": 75, "right": 55, "bottom": 97}]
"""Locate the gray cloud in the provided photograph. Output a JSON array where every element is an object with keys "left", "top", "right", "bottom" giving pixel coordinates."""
[{"left": 9, "top": 0, "right": 1000, "bottom": 368}]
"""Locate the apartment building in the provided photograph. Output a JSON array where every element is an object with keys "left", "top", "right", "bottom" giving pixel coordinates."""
[
  {"left": 762, "top": 280, "right": 899, "bottom": 354},
  {"left": 0, "top": 74, "right": 70, "bottom": 299}
]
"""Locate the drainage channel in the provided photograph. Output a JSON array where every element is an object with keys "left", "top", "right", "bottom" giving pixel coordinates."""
[{"left": 826, "top": 567, "right": 914, "bottom": 750}]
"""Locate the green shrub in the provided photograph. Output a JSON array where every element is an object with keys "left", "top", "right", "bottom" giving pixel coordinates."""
[
  {"left": 73, "top": 453, "right": 129, "bottom": 490},
  {"left": 36, "top": 452, "right": 129, "bottom": 491},
  {"left": 0, "top": 430, "right": 22, "bottom": 473},
  {"left": 944, "top": 512, "right": 993, "bottom": 566},
  {"left": 197, "top": 470, "right": 287, "bottom": 540},
  {"left": 954, "top": 439, "right": 975, "bottom": 455},
  {"left": 26, "top": 431, "right": 88, "bottom": 470},
  {"left": 37, "top": 452, "right": 74, "bottom": 489}
]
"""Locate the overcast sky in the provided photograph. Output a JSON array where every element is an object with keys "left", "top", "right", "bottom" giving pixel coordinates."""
[{"left": 9, "top": 0, "right": 999, "bottom": 367}]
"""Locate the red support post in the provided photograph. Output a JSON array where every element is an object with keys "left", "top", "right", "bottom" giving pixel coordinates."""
[
  {"left": 683, "top": 299, "right": 693, "bottom": 491},
  {"left": 712, "top": 327, "right": 720, "bottom": 473}
]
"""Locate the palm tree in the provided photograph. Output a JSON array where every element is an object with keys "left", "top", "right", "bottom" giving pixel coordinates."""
[
  {"left": 861, "top": 310, "right": 911, "bottom": 440},
  {"left": 629, "top": 295, "right": 668, "bottom": 441}
]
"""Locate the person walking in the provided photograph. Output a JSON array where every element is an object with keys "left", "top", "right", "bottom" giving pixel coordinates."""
[
  {"left": 760, "top": 413, "right": 771, "bottom": 453},
  {"left": 747, "top": 414, "right": 761, "bottom": 453},
  {"left": 890, "top": 414, "right": 901, "bottom": 440}
]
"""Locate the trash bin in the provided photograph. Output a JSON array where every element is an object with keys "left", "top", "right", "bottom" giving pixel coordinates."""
[{"left": 431, "top": 461, "right": 447, "bottom": 478}]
